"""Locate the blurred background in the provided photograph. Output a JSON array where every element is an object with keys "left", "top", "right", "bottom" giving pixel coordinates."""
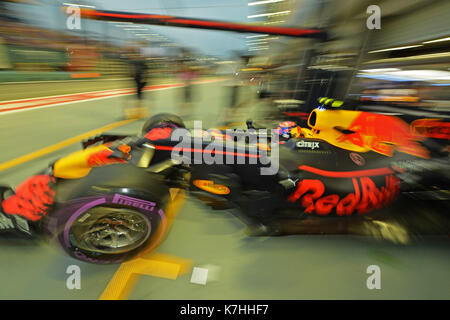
[{"left": 0, "top": 0, "right": 448, "bottom": 108}]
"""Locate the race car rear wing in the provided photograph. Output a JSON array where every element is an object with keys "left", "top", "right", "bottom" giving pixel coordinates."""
[{"left": 68, "top": 7, "right": 327, "bottom": 40}]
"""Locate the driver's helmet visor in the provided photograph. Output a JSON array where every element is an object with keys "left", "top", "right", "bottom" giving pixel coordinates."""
[{"left": 275, "top": 121, "right": 300, "bottom": 138}]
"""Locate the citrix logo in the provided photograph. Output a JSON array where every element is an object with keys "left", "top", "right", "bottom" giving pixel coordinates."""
[{"left": 296, "top": 140, "right": 320, "bottom": 150}]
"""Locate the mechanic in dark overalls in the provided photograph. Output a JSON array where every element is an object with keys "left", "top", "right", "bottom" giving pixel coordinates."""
[
  {"left": 125, "top": 52, "right": 149, "bottom": 119},
  {"left": 134, "top": 56, "right": 147, "bottom": 101},
  {"left": 177, "top": 57, "right": 196, "bottom": 118}
]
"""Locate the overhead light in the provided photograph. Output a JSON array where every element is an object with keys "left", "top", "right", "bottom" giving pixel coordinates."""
[
  {"left": 248, "top": 0, "right": 284, "bottom": 5},
  {"left": 368, "top": 45, "right": 423, "bottom": 53},
  {"left": 246, "top": 34, "right": 268, "bottom": 38},
  {"left": 309, "top": 65, "right": 351, "bottom": 70},
  {"left": 357, "top": 69, "right": 450, "bottom": 82},
  {"left": 63, "top": 3, "right": 95, "bottom": 8},
  {"left": 422, "top": 37, "right": 450, "bottom": 44},
  {"left": 361, "top": 68, "right": 400, "bottom": 73},
  {"left": 247, "top": 11, "right": 291, "bottom": 19},
  {"left": 246, "top": 38, "right": 268, "bottom": 42},
  {"left": 264, "top": 20, "right": 285, "bottom": 24},
  {"left": 247, "top": 41, "right": 268, "bottom": 45},
  {"left": 118, "top": 24, "right": 147, "bottom": 29},
  {"left": 390, "top": 70, "right": 450, "bottom": 81},
  {"left": 365, "top": 51, "right": 450, "bottom": 64}
]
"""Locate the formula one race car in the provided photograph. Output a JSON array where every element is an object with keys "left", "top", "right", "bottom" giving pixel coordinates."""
[{"left": 1, "top": 103, "right": 449, "bottom": 264}]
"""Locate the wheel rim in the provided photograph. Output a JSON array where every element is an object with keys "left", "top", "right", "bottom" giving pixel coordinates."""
[{"left": 69, "top": 206, "right": 151, "bottom": 254}]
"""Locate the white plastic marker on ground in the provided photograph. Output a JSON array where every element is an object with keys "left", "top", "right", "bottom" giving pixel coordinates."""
[
  {"left": 190, "top": 267, "right": 209, "bottom": 285},
  {"left": 190, "top": 265, "right": 221, "bottom": 285}
]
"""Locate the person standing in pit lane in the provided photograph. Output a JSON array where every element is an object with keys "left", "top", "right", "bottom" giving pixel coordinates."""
[
  {"left": 125, "top": 50, "right": 149, "bottom": 119},
  {"left": 177, "top": 59, "right": 197, "bottom": 118}
]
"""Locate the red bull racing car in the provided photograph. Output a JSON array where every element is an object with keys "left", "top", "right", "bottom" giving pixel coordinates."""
[{"left": 0, "top": 100, "right": 448, "bottom": 264}]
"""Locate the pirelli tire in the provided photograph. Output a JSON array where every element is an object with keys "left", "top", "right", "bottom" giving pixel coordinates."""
[
  {"left": 44, "top": 165, "right": 170, "bottom": 264},
  {"left": 44, "top": 194, "right": 167, "bottom": 264}
]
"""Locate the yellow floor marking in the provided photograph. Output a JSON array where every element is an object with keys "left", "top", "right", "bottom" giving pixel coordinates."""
[
  {"left": 99, "top": 189, "right": 192, "bottom": 300},
  {"left": 163, "top": 188, "right": 185, "bottom": 228},
  {"left": 135, "top": 189, "right": 185, "bottom": 258},
  {"left": 215, "top": 122, "right": 245, "bottom": 130},
  {"left": 227, "top": 122, "right": 245, "bottom": 127},
  {"left": 146, "top": 253, "right": 192, "bottom": 275},
  {"left": 0, "top": 119, "right": 135, "bottom": 171},
  {"left": 99, "top": 255, "right": 191, "bottom": 300}
]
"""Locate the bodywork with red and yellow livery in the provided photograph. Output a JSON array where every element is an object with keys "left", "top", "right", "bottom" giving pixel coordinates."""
[{"left": 302, "top": 107, "right": 430, "bottom": 159}]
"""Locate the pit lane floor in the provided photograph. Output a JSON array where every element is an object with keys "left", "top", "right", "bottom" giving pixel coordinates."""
[{"left": 0, "top": 80, "right": 448, "bottom": 300}]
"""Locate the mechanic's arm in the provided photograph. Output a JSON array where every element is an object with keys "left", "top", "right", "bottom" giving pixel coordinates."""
[
  {"left": 0, "top": 130, "right": 167, "bottom": 227},
  {"left": 52, "top": 141, "right": 132, "bottom": 179},
  {"left": 0, "top": 140, "right": 134, "bottom": 226}
]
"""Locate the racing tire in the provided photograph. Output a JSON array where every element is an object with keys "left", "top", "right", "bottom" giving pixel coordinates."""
[
  {"left": 44, "top": 194, "right": 167, "bottom": 264},
  {"left": 141, "top": 113, "right": 185, "bottom": 135}
]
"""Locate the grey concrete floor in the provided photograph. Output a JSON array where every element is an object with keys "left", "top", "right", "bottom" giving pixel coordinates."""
[{"left": 0, "top": 80, "right": 448, "bottom": 300}]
